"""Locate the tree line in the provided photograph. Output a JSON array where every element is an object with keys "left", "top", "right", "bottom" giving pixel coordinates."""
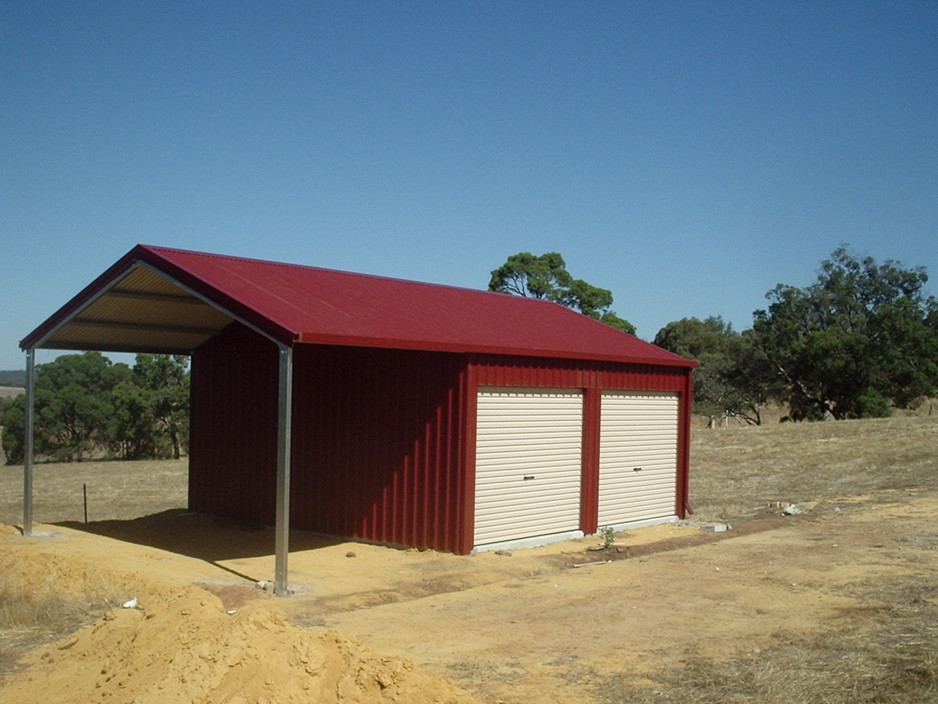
[
  {"left": 0, "top": 370, "right": 27, "bottom": 387},
  {"left": 1, "top": 353, "right": 189, "bottom": 464},
  {"left": 492, "top": 247, "right": 938, "bottom": 423}
]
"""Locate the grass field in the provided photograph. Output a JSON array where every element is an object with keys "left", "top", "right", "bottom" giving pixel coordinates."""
[
  {"left": 0, "top": 458, "right": 188, "bottom": 527},
  {"left": 689, "top": 413, "right": 938, "bottom": 519},
  {"left": 2, "top": 413, "right": 937, "bottom": 702},
  {"left": 624, "top": 413, "right": 938, "bottom": 704}
]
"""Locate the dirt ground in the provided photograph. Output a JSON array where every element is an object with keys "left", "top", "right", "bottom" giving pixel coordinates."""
[{"left": 2, "top": 487, "right": 936, "bottom": 703}]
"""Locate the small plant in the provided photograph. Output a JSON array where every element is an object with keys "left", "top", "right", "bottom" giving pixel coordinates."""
[{"left": 598, "top": 525, "right": 615, "bottom": 548}]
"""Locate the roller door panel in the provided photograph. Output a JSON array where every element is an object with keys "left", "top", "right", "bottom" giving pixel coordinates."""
[
  {"left": 474, "top": 388, "right": 583, "bottom": 546},
  {"left": 598, "top": 392, "right": 678, "bottom": 526}
]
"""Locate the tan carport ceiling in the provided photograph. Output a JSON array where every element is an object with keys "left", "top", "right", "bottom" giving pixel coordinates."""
[{"left": 37, "top": 264, "right": 235, "bottom": 355}]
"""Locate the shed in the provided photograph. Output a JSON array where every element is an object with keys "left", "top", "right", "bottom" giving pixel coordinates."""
[{"left": 20, "top": 245, "right": 695, "bottom": 592}]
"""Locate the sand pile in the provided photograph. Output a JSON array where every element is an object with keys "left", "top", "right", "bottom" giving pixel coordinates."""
[{"left": 0, "top": 528, "right": 478, "bottom": 704}]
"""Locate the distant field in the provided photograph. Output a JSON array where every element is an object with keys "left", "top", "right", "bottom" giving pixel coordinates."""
[{"left": 0, "top": 458, "right": 188, "bottom": 527}]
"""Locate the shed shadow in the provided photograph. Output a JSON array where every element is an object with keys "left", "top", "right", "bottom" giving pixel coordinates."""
[{"left": 57, "top": 509, "right": 344, "bottom": 581}]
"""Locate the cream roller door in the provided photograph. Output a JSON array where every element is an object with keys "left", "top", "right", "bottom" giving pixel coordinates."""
[
  {"left": 598, "top": 391, "right": 679, "bottom": 526},
  {"left": 474, "top": 387, "right": 583, "bottom": 546}
]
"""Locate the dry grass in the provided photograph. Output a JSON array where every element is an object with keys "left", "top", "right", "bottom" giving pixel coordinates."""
[
  {"left": 0, "top": 581, "right": 117, "bottom": 675},
  {"left": 590, "top": 413, "right": 938, "bottom": 704},
  {"left": 0, "top": 458, "right": 188, "bottom": 527},
  {"left": 689, "top": 415, "right": 938, "bottom": 521},
  {"left": 592, "top": 572, "right": 938, "bottom": 704}
]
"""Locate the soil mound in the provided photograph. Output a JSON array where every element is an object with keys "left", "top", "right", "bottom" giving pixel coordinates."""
[{"left": 0, "top": 530, "right": 477, "bottom": 704}]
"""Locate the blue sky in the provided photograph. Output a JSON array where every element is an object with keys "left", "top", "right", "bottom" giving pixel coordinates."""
[{"left": 2, "top": 1, "right": 936, "bottom": 371}]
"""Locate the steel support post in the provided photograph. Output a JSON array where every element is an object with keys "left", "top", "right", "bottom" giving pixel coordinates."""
[
  {"left": 273, "top": 344, "right": 293, "bottom": 595},
  {"left": 23, "top": 348, "right": 35, "bottom": 536}
]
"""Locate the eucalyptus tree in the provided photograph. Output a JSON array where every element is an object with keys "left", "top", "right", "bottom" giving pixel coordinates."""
[
  {"left": 489, "top": 252, "right": 635, "bottom": 333},
  {"left": 752, "top": 247, "right": 937, "bottom": 419}
]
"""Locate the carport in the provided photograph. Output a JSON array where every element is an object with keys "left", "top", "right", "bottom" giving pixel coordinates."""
[{"left": 20, "top": 246, "right": 298, "bottom": 594}]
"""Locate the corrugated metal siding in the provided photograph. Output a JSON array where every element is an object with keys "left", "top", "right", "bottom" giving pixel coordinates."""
[
  {"left": 469, "top": 355, "right": 693, "bottom": 534},
  {"left": 579, "top": 388, "right": 601, "bottom": 533},
  {"left": 191, "top": 329, "right": 469, "bottom": 552},
  {"left": 597, "top": 392, "right": 679, "bottom": 526},
  {"left": 189, "top": 322, "right": 279, "bottom": 524},
  {"left": 471, "top": 355, "right": 688, "bottom": 392},
  {"left": 289, "top": 345, "right": 467, "bottom": 552},
  {"left": 188, "top": 335, "right": 691, "bottom": 555},
  {"left": 474, "top": 388, "right": 583, "bottom": 546}
]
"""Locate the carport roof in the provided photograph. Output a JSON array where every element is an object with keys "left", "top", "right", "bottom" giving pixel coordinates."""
[{"left": 21, "top": 244, "right": 694, "bottom": 367}]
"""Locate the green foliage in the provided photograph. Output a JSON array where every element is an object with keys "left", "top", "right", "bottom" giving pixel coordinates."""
[
  {"left": 1, "top": 396, "right": 25, "bottom": 464},
  {"left": 33, "top": 352, "right": 130, "bottom": 462},
  {"left": 489, "top": 252, "right": 636, "bottom": 334},
  {"left": 654, "top": 317, "right": 770, "bottom": 424},
  {"left": 598, "top": 525, "right": 616, "bottom": 547},
  {"left": 752, "top": 247, "right": 938, "bottom": 420},
  {"left": 1, "top": 353, "right": 190, "bottom": 465},
  {"left": 129, "top": 355, "right": 189, "bottom": 459}
]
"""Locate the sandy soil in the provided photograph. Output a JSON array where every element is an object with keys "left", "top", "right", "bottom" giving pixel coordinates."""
[{"left": 1, "top": 491, "right": 936, "bottom": 703}]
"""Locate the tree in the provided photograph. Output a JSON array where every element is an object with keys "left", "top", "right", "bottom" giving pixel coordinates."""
[
  {"left": 30, "top": 352, "right": 131, "bottom": 461},
  {"left": 1, "top": 396, "right": 25, "bottom": 464},
  {"left": 130, "top": 355, "right": 189, "bottom": 459},
  {"left": 752, "top": 247, "right": 938, "bottom": 420},
  {"left": 654, "top": 316, "right": 770, "bottom": 425},
  {"left": 1, "top": 352, "right": 190, "bottom": 464},
  {"left": 489, "top": 252, "right": 635, "bottom": 333},
  {"left": 111, "top": 378, "right": 161, "bottom": 460}
]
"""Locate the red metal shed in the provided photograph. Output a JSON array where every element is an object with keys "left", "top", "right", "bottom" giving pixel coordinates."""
[{"left": 21, "top": 245, "right": 695, "bottom": 590}]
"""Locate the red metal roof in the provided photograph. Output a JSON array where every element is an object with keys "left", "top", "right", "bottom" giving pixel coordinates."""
[{"left": 22, "top": 244, "right": 694, "bottom": 367}]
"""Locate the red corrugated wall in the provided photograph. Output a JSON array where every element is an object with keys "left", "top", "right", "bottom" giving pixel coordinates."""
[
  {"left": 189, "top": 323, "right": 280, "bottom": 524},
  {"left": 189, "top": 323, "right": 471, "bottom": 552},
  {"left": 470, "top": 355, "right": 689, "bottom": 392},
  {"left": 289, "top": 344, "right": 468, "bottom": 551}
]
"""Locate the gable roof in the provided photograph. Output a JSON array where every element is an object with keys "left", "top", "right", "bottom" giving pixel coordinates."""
[{"left": 21, "top": 245, "right": 693, "bottom": 367}]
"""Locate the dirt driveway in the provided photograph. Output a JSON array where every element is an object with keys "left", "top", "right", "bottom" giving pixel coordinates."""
[
  {"left": 300, "top": 494, "right": 937, "bottom": 702},
  {"left": 3, "top": 489, "right": 935, "bottom": 703}
]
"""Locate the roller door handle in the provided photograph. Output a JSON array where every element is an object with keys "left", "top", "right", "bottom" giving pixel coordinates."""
[
  {"left": 523, "top": 475, "right": 536, "bottom": 481},
  {"left": 633, "top": 467, "right": 643, "bottom": 472}
]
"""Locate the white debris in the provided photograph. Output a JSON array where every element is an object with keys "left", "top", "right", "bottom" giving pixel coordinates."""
[
  {"left": 702, "top": 524, "right": 732, "bottom": 532},
  {"left": 573, "top": 560, "right": 611, "bottom": 568},
  {"left": 782, "top": 504, "right": 805, "bottom": 515},
  {"left": 122, "top": 597, "right": 138, "bottom": 609}
]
